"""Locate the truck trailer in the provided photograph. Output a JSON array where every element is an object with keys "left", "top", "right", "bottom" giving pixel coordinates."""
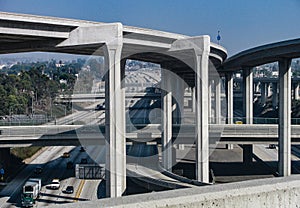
[{"left": 21, "top": 178, "right": 42, "bottom": 207}]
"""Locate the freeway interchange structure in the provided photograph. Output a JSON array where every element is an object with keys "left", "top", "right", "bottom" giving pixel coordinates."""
[{"left": 0, "top": 11, "right": 300, "bottom": 207}]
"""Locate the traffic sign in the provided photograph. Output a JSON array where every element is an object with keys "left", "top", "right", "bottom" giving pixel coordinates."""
[{"left": 0, "top": 168, "right": 4, "bottom": 175}]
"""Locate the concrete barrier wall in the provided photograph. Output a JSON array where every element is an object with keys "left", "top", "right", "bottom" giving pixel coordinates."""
[{"left": 50, "top": 175, "right": 300, "bottom": 208}]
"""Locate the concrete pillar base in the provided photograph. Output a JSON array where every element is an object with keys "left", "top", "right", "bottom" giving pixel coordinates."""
[
  {"left": 242, "top": 145, "right": 253, "bottom": 165},
  {"left": 0, "top": 148, "right": 10, "bottom": 169},
  {"left": 226, "top": 144, "right": 234, "bottom": 150}
]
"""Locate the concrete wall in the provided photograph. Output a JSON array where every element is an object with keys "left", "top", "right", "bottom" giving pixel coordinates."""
[{"left": 50, "top": 175, "right": 300, "bottom": 208}]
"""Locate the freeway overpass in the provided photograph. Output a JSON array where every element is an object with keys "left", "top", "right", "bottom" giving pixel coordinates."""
[
  {"left": 1, "top": 124, "right": 300, "bottom": 147},
  {"left": 0, "top": 11, "right": 227, "bottom": 196},
  {"left": 1, "top": 11, "right": 300, "bottom": 203}
]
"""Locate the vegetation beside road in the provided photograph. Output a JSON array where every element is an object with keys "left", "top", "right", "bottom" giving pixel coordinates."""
[{"left": 11, "top": 147, "right": 42, "bottom": 160}]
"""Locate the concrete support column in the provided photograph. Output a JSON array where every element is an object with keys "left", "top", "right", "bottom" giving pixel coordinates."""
[
  {"left": 278, "top": 59, "right": 292, "bottom": 177},
  {"left": 225, "top": 73, "right": 234, "bottom": 149},
  {"left": 194, "top": 37, "right": 210, "bottom": 183},
  {"left": 0, "top": 148, "right": 10, "bottom": 169},
  {"left": 293, "top": 83, "right": 300, "bottom": 100},
  {"left": 260, "top": 82, "right": 266, "bottom": 105},
  {"left": 254, "top": 82, "right": 260, "bottom": 93},
  {"left": 168, "top": 36, "right": 210, "bottom": 182},
  {"left": 296, "top": 83, "right": 300, "bottom": 100},
  {"left": 242, "top": 68, "right": 253, "bottom": 164},
  {"left": 192, "top": 86, "right": 196, "bottom": 113},
  {"left": 161, "top": 68, "right": 173, "bottom": 171},
  {"left": 268, "top": 83, "right": 272, "bottom": 97},
  {"left": 214, "top": 76, "right": 222, "bottom": 124},
  {"left": 272, "top": 82, "right": 278, "bottom": 109},
  {"left": 242, "top": 145, "right": 253, "bottom": 164},
  {"left": 104, "top": 42, "right": 126, "bottom": 198},
  {"left": 208, "top": 79, "right": 212, "bottom": 123},
  {"left": 243, "top": 67, "right": 253, "bottom": 124},
  {"left": 225, "top": 73, "right": 234, "bottom": 124},
  {"left": 173, "top": 75, "right": 185, "bottom": 124}
]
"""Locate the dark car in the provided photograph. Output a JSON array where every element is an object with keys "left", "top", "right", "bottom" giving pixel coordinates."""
[
  {"left": 80, "top": 146, "right": 85, "bottom": 152},
  {"left": 34, "top": 166, "right": 43, "bottom": 174},
  {"left": 80, "top": 158, "right": 88, "bottom": 164},
  {"left": 269, "top": 144, "right": 276, "bottom": 149},
  {"left": 95, "top": 104, "right": 105, "bottom": 111},
  {"left": 63, "top": 186, "right": 74, "bottom": 194}
]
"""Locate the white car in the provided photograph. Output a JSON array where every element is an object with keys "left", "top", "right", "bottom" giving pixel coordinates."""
[{"left": 47, "top": 179, "right": 60, "bottom": 189}]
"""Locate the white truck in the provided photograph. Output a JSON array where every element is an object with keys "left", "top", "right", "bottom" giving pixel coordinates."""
[
  {"left": 46, "top": 179, "right": 60, "bottom": 190},
  {"left": 21, "top": 178, "right": 42, "bottom": 207}
]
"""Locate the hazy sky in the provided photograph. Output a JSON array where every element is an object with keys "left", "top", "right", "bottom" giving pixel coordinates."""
[{"left": 1, "top": 0, "right": 300, "bottom": 56}]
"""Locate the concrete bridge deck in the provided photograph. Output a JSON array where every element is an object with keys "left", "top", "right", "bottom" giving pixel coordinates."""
[{"left": 1, "top": 124, "right": 300, "bottom": 147}]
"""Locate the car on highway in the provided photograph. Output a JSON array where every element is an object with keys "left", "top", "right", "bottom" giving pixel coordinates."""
[
  {"left": 80, "top": 146, "right": 85, "bottom": 152},
  {"left": 63, "top": 186, "right": 74, "bottom": 194},
  {"left": 80, "top": 158, "right": 88, "bottom": 164},
  {"left": 34, "top": 166, "right": 43, "bottom": 174},
  {"left": 62, "top": 152, "right": 70, "bottom": 158},
  {"left": 46, "top": 179, "right": 60, "bottom": 190},
  {"left": 95, "top": 103, "right": 105, "bottom": 111}
]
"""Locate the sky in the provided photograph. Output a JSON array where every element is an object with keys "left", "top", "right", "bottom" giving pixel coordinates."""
[{"left": 0, "top": 0, "right": 300, "bottom": 56}]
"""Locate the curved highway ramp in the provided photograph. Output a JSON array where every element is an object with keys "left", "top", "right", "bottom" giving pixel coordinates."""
[{"left": 126, "top": 143, "right": 209, "bottom": 192}]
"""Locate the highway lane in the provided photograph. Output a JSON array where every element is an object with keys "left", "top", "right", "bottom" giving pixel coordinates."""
[
  {"left": 0, "top": 70, "right": 158, "bottom": 205},
  {"left": 0, "top": 146, "right": 73, "bottom": 207},
  {"left": 0, "top": 97, "right": 109, "bottom": 207},
  {"left": 36, "top": 146, "right": 99, "bottom": 206},
  {"left": 0, "top": 145, "right": 105, "bottom": 207},
  {"left": 0, "top": 70, "right": 174, "bottom": 207},
  {"left": 253, "top": 144, "right": 300, "bottom": 174}
]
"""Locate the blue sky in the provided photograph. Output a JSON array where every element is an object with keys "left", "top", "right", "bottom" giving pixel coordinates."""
[{"left": 1, "top": 0, "right": 300, "bottom": 56}]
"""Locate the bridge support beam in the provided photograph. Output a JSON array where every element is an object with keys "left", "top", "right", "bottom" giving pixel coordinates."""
[
  {"left": 296, "top": 83, "right": 300, "bottom": 100},
  {"left": 173, "top": 75, "right": 185, "bottom": 124},
  {"left": 242, "top": 67, "right": 253, "bottom": 164},
  {"left": 260, "top": 82, "right": 266, "bottom": 105},
  {"left": 208, "top": 79, "right": 212, "bottom": 123},
  {"left": 267, "top": 83, "right": 272, "bottom": 97},
  {"left": 194, "top": 37, "right": 210, "bottom": 183},
  {"left": 0, "top": 148, "right": 11, "bottom": 169},
  {"left": 161, "top": 68, "right": 173, "bottom": 171},
  {"left": 272, "top": 82, "right": 278, "bottom": 109},
  {"left": 293, "top": 83, "right": 299, "bottom": 100},
  {"left": 226, "top": 73, "right": 234, "bottom": 124},
  {"left": 243, "top": 67, "right": 253, "bottom": 124},
  {"left": 278, "top": 59, "right": 291, "bottom": 177},
  {"left": 214, "top": 76, "right": 222, "bottom": 124},
  {"left": 225, "top": 72, "right": 234, "bottom": 149},
  {"left": 168, "top": 36, "right": 210, "bottom": 183},
  {"left": 104, "top": 37, "right": 126, "bottom": 197},
  {"left": 191, "top": 87, "right": 196, "bottom": 113}
]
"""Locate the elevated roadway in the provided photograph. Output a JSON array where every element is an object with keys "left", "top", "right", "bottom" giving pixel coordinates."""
[
  {"left": 222, "top": 38, "right": 300, "bottom": 72},
  {"left": 221, "top": 37, "right": 300, "bottom": 177},
  {"left": 0, "top": 11, "right": 228, "bottom": 196},
  {"left": 2, "top": 124, "right": 300, "bottom": 147},
  {"left": 0, "top": 12, "right": 226, "bottom": 86}
]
